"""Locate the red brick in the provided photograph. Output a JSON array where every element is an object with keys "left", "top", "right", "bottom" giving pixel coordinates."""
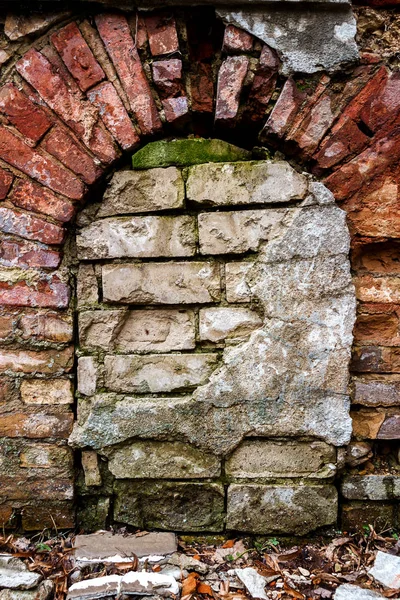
[
  {"left": 0, "top": 275, "right": 69, "bottom": 308},
  {"left": 3, "top": 477, "right": 73, "bottom": 501},
  {"left": 19, "top": 312, "right": 73, "bottom": 343},
  {"left": 0, "top": 207, "right": 64, "bottom": 245},
  {"left": 10, "top": 179, "right": 75, "bottom": 223},
  {"left": 222, "top": 25, "right": 254, "bottom": 53},
  {"left": 16, "top": 49, "right": 118, "bottom": 165},
  {"left": 95, "top": 13, "right": 162, "bottom": 136},
  {"left": 87, "top": 82, "right": 140, "bottom": 151},
  {"left": 0, "top": 505, "right": 14, "bottom": 528},
  {"left": 0, "top": 239, "right": 61, "bottom": 269},
  {"left": 261, "top": 78, "right": 306, "bottom": 140},
  {"left": 352, "top": 241, "right": 400, "bottom": 274},
  {"left": 190, "top": 63, "right": 214, "bottom": 113},
  {"left": 352, "top": 346, "right": 400, "bottom": 373},
  {"left": 42, "top": 126, "right": 103, "bottom": 185},
  {"left": 355, "top": 275, "right": 400, "bottom": 304},
  {"left": 162, "top": 96, "right": 190, "bottom": 124},
  {"left": 0, "top": 412, "right": 74, "bottom": 438},
  {"left": 244, "top": 46, "right": 279, "bottom": 124},
  {"left": 51, "top": 21, "right": 105, "bottom": 92},
  {"left": 215, "top": 56, "right": 249, "bottom": 124},
  {"left": 354, "top": 378, "right": 400, "bottom": 407},
  {"left": 0, "top": 314, "right": 14, "bottom": 340},
  {"left": 0, "top": 167, "right": 13, "bottom": 200},
  {"left": 377, "top": 415, "right": 400, "bottom": 439},
  {"left": 0, "top": 126, "right": 85, "bottom": 200},
  {"left": 22, "top": 501, "right": 75, "bottom": 531},
  {"left": 152, "top": 59, "right": 183, "bottom": 98},
  {"left": 144, "top": 12, "right": 179, "bottom": 56},
  {"left": 354, "top": 313, "right": 399, "bottom": 344},
  {"left": 314, "top": 116, "right": 369, "bottom": 171},
  {"left": 0, "top": 83, "right": 52, "bottom": 144},
  {"left": 0, "top": 346, "right": 73, "bottom": 374},
  {"left": 135, "top": 14, "right": 148, "bottom": 50}
]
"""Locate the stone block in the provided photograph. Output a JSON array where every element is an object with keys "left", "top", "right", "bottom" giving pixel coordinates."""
[
  {"left": 225, "top": 262, "right": 253, "bottom": 302},
  {"left": 186, "top": 161, "right": 307, "bottom": 206},
  {"left": 199, "top": 307, "right": 262, "bottom": 342},
  {"left": 105, "top": 441, "right": 221, "bottom": 479},
  {"left": 77, "top": 264, "right": 98, "bottom": 309},
  {"left": 79, "top": 310, "right": 122, "bottom": 350},
  {"left": 226, "top": 441, "right": 336, "bottom": 479},
  {"left": 198, "top": 209, "right": 286, "bottom": 254},
  {"left": 19, "top": 444, "right": 73, "bottom": 475},
  {"left": 226, "top": 484, "right": 338, "bottom": 534},
  {"left": 353, "top": 378, "right": 400, "bottom": 407},
  {"left": 97, "top": 168, "right": 184, "bottom": 217},
  {"left": 114, "top": 481, "right": 225, "bottom": 531},
  {"left": 77, "top": 497, "right": 110, "bottom": 532},
  {"left": 82, "top": 451, "right": 102, "bottom": 487},
  {"left": 0, "top": 412, "right": 73, "bottom": 439},
  {"left": 19, "top": 312, "right": 73, "bottom": 343},
  {"left": 22, "top": 501, "right": 75, "bottom": 531},
  {"left": 78, "top": 356, "right": 97, "bottom": 396},
  {"left": 342, "top": 475, "right": 400, "bottom": 500},
  {"left": 104, "top": 353, "right": 218, "bottom": 393},
  {"left": 102, "top": 262, "right": 221, "bottom": 304},
  {"left": 20, "top": 379, "right": 73, "bottom": 405},
  {"left": 77, "top": 215, "right": 196, "bottom": 259},
  {"left": 0, "top": 347, "right": 73, "bottom": 374}
]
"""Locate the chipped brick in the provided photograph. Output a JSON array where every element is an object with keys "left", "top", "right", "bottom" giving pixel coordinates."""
[
  {"left": 222, "top": 25, "right": 254, "bottom": 53},
  {"left": 0, "top": 275, "right": 69, "bottom": 308},
  {"left": 215, "top": 56, "right": 249, "bottom": 124},
  {"left": 144, "top": 12, "right": 179, "bottom": 56},
  {"left": 163, "top": 97, "right": 190, "bottom": 124},
  {"left": 10, "top": 179, "right": 75, "bottom": 223},
  {"left": 19, "top": 312, "right": 73, "bottom": 342},
  {"left": 0, "top": 238, "right": 60, "bottom": 269},
  {"left": 0, "top": 412, "right": 74, "bottom": 438},
  {"left": 261, "top": 78, "right": 306, "bottom": 140},
  {"left": 51, "top": 21, "right": 105, "bottom": 92},
  {"left": 0, "top": 207, "right": 64, "bottom": 245},
  {"left": 152, "top": 59, "right": 183, "bottom": 98},
  {"left": 0, "top": 167, "right": 13, "bottom": 200},
  {"left": 0, "top": 83, "right": 52, "bottom": 143},
  {"left": 0, "top": 346, "right": 73, "bottom": 374}
]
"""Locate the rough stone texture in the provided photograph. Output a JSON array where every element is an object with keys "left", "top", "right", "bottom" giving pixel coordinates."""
[
  {"left": 104, "top": 354, "right": 219, "bottom": 393},
  {"left": 226, "top": 484, "right": 338, "bottom": 535},
  {"left": 79, "top": 309, "right": 196, "bottom": 352},
  {"left": 104, "top": 441, "right": 221, "bottom": 479},
  {"left": 342, "top": 475, "right": 400, "bottom": 500},
  {"left": 0, "top": 570, "right": 42, "bottom": 591},
  {"left": 217, "top": 7, "right": 358, "bottom": 75},
  {"left": 226, "top": 441, "right": 336, "bottom": 479},
  {"left": 102, "top": 262, "right": 221, "bottom": 305},
  {"left": 186, "top": 161, "right": 307, "bottom": 206},
  {"left": 78, "top": 356, "right": 97, "bottom": 397},
  {"left": 77, "top": 216, "right": 196, "bottom": 259},
  {"left": 97, "top": 168, "right": 184, "bottom": 217},
  {"left": 334, "top": 585, "right": 385, "bottom": 600},
  {"left": 114, "top": 481, "right": 225, "bottom": 531},
  {"left": 369, "top": 551, "right": 400, "bottom": 591},
  {"left": 199, "top": 308, "right": 262, "bottom": 342},
  {"left": 81, "top": 451, "right": 102, "bottom": 487},
  {"left": 20, "top": 379, "right": 73, "bottom": 405},
  {"left": 225, "top": 263, "right": 253, "bottom": 303}
]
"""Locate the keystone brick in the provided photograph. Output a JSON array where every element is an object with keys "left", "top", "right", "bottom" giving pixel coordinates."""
[
  {"left": 21, "top": 378, "right": 73, "bottom": 405},
  {"left": 0, "top": 83, "right": 52, "bottom": 143},
  {"left": 16, "top": 48, "right": 118, "bottom": 164},
  {"left": 0, "top": 126, "right": 85, "bottom": 200},
  {"left": 0, "top": 239, "right": 61, "bottom": 269},
  {"left": 0, "top": 346, "right": 73, "bottom": 374},
  {"left": 222, "top": 25, "right": 254, "bottom": 53},
  {"left": 144, "top": 13, "right": 179, "bottom": 56},
  {"left": 105, "top": 353, "right": 218, "bottom": 393},
  {"left": 10, "top": 179, "right": 75, "bottom": 223},
  {"left": 152, "top": 59, "right": 183, "bottom": 97},
  {"left": 163, "top": 97, "right": 190, "bottom": 124},
  {"left": 102, "top": 262, "right": 221, "bottom": 305},
  {"left": 0, "top": 275, "right": 70, "bottom": 308},
  {"left": 42, "top": 126, "right": 103, "bottom": 185},
  {"left": 19, "top": 312, "right": 73, "bottom": 343},
  {"left": 215, "top": 56, "right": 249, "bottom": 124},
  {"left": 51, "top": 21, "right": 105, "bottom": 92},
  {"left": 87, "top": 82, "right": 140, "bottom": 151},
  {"left": 95, "top": 13, "right": 162, "bottom": 135},
  {"left": 0, "top": 207, "right": 64, "bottom": 245},
  {"left": 0, "top": 167, "right": 13, "bottom": 199},
  {"left": 0, "top": 412, "right": 74, "bottom": 438}
]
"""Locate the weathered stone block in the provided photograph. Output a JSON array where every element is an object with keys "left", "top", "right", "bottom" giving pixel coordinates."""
[
  {"left": 97, "top": 168, "right": 184, "bottom": 217},
  {"left": 198, "top": 209, "right": 286, "bottom": 255},
  {"left": 78, "top": 356, "right": 97, "bottom": 397},
  {"left": 77, "top": 497, "right": 110, "bottom": 532},
  {"left": 226, "top": 484, "right": 338, "bottom": 534},
  {"left": 226, "top": 441, "right": 336, "bottom": 479},
  {"left": 77, "top": 264, "right": 98, "bottom": 308},
  {"left": 102, "top": 262, "right": 221, "bottom": 304},
  {"left": 342, "top": 475, "right": 400, "bottom": 500},
  {"left": 186, "top": 161, "right": 307, "bottom": 206},
  {"left": 77, "top": 216, "right": 196, "bottom": 259},
  {"left": 22, "top": 501, "right": 75, "bottom": 531},
  {"left": 114, "top": 481, "right": 225, "bottom": 531},
  {"left": 104, "top": 441, "right": 220, "bottom": 478},
  {"left": 199, "top": 307, "right": 262, "bottom": 342},
  {"left": 104, "top": 354, "right": 218, "bottom": 393},
  {"left": 225, "top": 262, "right": 253, "bottom": 303},
  {"left": 82, "top": 451, "right": 102, "bottom": 487},
  {"left": 19, "top": 443, "right": 73, "bottom": 475},
  {"left": 353, "top": 378, "right": 400, "bottom": 407},
  {"left": 20, "top": 379, "right": 73, "bottom": 405}
]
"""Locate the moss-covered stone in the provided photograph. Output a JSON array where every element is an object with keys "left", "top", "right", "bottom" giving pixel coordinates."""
[
  {"left": 77, "top": 496, "right": 110, "bottom": 532},
  {"left": 131, "top": 138, "right": 251, "bottom": 169}
]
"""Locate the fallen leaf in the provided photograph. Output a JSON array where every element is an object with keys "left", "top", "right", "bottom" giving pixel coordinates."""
[
  {"left": 182, "top": 572, "right": 200, "bottom": 596},
  {"left": 198, "top": 583, "right": 214, "bottom": 595},
  {"left": 222, "top": 540, "right": 236, "bottom": 549},
  {"left": 283, "top": 582, "right": 305, "bottom": 599}
]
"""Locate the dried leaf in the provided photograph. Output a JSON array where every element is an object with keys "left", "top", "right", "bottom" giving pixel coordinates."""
[
  {"left": 198, "top": 583, "right": 214, "bottom": 595},
  {"left": 283, "top": 582, "right": 305, "bottom": 599},
  {"left": 222, "top": 540, "right": 236, "bottom": 549},
  {"left": 182, "top": 572, "right": 200, "bottom": 596}
]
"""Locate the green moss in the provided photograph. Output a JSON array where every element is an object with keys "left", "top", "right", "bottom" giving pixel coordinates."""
[{"left": 132, "top": 138, "right": 251, "bottom": 169}]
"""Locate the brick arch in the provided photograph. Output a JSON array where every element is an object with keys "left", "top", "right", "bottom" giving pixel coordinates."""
[{"left": 0, "top": 7, "right": 398, "bottom": 530}]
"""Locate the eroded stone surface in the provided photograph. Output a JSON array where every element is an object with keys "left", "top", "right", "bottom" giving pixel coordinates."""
[{"left": 199, "top": 308, "right": 262, "bottom": 342}]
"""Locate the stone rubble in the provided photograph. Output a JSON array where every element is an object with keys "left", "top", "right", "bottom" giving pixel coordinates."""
[{"left": 369, "top": 550, "right": 400, "bottom": 590}]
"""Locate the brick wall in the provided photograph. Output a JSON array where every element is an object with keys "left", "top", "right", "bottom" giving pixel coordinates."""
[{"left": 0, "top": 3, "right": 398, "bottom": 532}]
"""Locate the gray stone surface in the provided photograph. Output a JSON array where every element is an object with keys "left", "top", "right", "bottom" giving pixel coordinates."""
[
  {"left": 198, "top": 209, "right": 287, "bottom": 255},
  {"left": 0, "top": 581, "right": 53, "bottom": 600},
  {"left": 342, "top": 475, "right": 400, "bottom": 500},
  {"left": 187, "top": 161, "right": 307, "bottom": 206},
  {"left": 226, "top": 484, "right": 338, "bottom": 535},
  {"left": 77, "top": 356, "right": 97, "bottom": 397},
  {"left": 73, "top": 532, "right": 177, "bottom": 563},
  {"left": 102, "top": 262, "right": 221, "bottom": 305},
  {"left": 217, "top": 7, "right": 358, "bottom": 75},
  {"left": 0, "top": 569, "right": 42, "bottom": 591},
  {"left": 76, "top": 264, "right": 98, "bottom": 308},
  {"left": 334, "top": 585, "right": 385, "bottom": 600},
  {"left": 369, "top": 551, "right": 400, "bottom": 590},
  {"left": 77, "top": 216, "right": 196, "bottom": 260},
  {"left": 234, "top": 568, "right": 269, "bottom": 600},
  {"left": 97, "top": 168, "right": 184, "bottom": 217},
  {"left": 199, "top": 307, "right": 262, "bottom": 343},
  {"left": 226, "top": 441, "right": 336, "bottom": 479},
  {"left": 79, "top": 309, "right": 196, "bottom": 352},
  {"left": 104, "top": 353, "right": 219, "bottom": 393},
  {"left": 104, "top": 441, "right": 221, "bottom": 479}
]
